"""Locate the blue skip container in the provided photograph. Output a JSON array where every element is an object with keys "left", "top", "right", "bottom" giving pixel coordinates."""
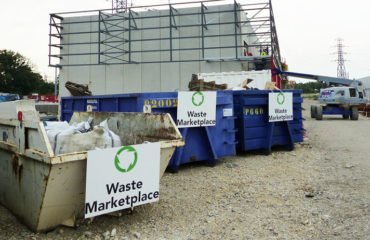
[
  {"left": 232, "top": 90, "right": 305, "bottom": 153},
  {"left": 61, "top": 91, "right": 236, "bottom": 172}
]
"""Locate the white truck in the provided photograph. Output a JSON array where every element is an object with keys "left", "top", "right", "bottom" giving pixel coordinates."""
[{"left": 279, "top": 71, "right": 367, "bottom": 120}]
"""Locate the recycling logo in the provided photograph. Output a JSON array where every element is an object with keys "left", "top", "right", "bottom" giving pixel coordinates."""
[
  {"left": 114, "top": 146, "right": 138, "bottom": 173},
  {"left": 192, "top": 91, "right": 205, "bottom": 107},
  {"left": 277, "top": 92, "right": 285, "bottom": 105}
]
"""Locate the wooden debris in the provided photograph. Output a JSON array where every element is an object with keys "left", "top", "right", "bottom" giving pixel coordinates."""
[
  {"left": 65, "top": 81, "right": 92, "bottom": 96},
  {"left": 356, "top": 104, "right": 370, "bottom": 117},
  {"left": 234, "top": 78, "right": 253, "bottom": 90},
  {"left": 188, "top": 74, "right": 227, "bottom": 91},
  {"left": 264, "top": 82, "right": 279, "bottom": 90}
]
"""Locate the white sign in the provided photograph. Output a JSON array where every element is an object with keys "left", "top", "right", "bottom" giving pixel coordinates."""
[
  {"left": 177, "top": 91, "right": 217, "bottom": 128},
  {"left": 223, "top": 108, "right": 233, "bottom": 117},
  {"left": 85, "top": 142, "right": 160, "bottom": 218},
  {"left": 268, "top": 92, "right": 293, "bottom": 122}
]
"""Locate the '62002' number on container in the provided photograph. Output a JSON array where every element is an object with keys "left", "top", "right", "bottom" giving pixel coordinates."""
[{"left": 144, "top": 99, "right": 178, "bottom": 108}]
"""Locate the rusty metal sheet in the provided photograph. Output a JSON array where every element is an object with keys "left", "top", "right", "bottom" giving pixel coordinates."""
[{"left": 70, "top": 112, "right": 183, "bottom": 145}]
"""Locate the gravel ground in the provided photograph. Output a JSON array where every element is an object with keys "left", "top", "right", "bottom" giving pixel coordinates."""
[{"left": 0, "top": 99, "right": 369, "bottom": 240}]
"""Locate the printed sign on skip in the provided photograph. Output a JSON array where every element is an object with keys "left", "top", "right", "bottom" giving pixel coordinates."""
[
  {"left": 268, "top": 92, "right": 293, "bottom": 122},
  {"left": 85, "top": 142, "right": 160, "bottom": 218},
  {"left": 177, "top": 91, "right": 217, "bottom": 128}
]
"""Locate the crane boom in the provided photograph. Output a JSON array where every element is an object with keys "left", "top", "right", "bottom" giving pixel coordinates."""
[{"left": 277, "top": 70, "right": 361, "bottom": 87}]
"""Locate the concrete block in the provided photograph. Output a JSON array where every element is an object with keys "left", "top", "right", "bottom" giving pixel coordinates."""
[
  {"left": 142, "top": 64, "right": 161, "bottom": 92},
  {"left": 35, "top": 104, "right": 59, "bottom": 114},
  {"left": 89, "top": 65, "right": 106, "bottom": 95},
  {"left": 106, "top": 65, "right": 124, "bottom": 94},
  {"left": 160, "top": 9, "right": 179, "bottom": 61},
  {"left": 219, "top": 7, "right": 237, "bottom": 58},
  {"left": 180, "top": 62, "right": 200, "bottom": 90},
  {"left": 160, "top": 63, "right": 180, "bottom": 91},
  {"left": 60, "top": 18, "right": 70, "bottom": 66},
  {"left": 203, "top": 6, "right": 220, "bottom": 59},
  {"left": 58, "top": 68, "right": 70, "bottom": 97},
  {"left": 176, "top": 8, "right": 201, "bottom": 61},
  {"left": 123, "top": 64, "right": 142, "bottom": 93},
  {"left": 90, "top": 31, "right": 99, "bottom": 64},
  {"left": 130, "top": 36, "right": 142, "bottom": 63},
  {"left": 141, "top": 11, "right": 160, "bottom": 63},
  {"left": 67, "top": 16, "right": 91, "bottom": 65},
  {"left": 220, "top": 62, "right": 243, "bottom": 72},
  {"left": 90, "top": 15, "right": 99, "bottom": 32},
  {"left": 68, "top": 66, "right": 90, "bottom": 85},
  {"left": 200, "top": 62, "right": 221, "bottom": 73}
]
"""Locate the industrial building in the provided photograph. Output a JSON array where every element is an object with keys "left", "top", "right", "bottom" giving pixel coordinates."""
[
  {"left": 49, "top": 0, "right": 283, "bottom": 97},
  {"left": 359, "top": 76, "right": 370, "bottom": 101}
]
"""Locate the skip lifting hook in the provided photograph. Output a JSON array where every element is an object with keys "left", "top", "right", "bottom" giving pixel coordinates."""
[{"left": 18, "top": 111, "right": 23, "bottom": 128}]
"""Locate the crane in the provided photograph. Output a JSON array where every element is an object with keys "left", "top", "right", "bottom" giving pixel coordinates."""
[{"left": 277, "top": 70, "right": 367, "bottom": 120}]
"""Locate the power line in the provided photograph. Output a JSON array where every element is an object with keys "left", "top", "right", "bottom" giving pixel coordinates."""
[
  {"left": 334, "top": 38, "right": 349, "bottom": 79},
  {"left": 112, "top": 0, "right": 128, "bottom": 13}
]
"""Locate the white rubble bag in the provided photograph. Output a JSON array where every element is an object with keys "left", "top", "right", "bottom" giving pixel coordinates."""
[{"left": 44, "top": 118, "right": 121, "bottom": 155}]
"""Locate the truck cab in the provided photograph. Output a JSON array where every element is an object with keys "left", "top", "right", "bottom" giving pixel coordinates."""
[{"left": 319, "top": 87, "right": 367, "bottom": 105}]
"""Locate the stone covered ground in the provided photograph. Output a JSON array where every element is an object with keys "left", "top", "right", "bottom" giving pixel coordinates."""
[{"left": 0, "top": 99, "right": 369, "bottom": 240}]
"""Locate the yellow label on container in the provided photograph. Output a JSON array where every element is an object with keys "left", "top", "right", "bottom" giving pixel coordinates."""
[{"left": 245, "top": 107, "right": 264, "bottom": 116}]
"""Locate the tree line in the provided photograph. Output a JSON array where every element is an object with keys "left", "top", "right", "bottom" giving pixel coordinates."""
[
  {"left": 293, "top": 81, "right": 327, "bottom": 93},
  {"left": 0, "top": 50, "right": 54, "bottom": 96}
]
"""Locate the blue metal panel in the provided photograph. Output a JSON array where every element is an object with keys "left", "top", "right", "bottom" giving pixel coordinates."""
[
  {"left": 322, "top": 105, "right": 350, "bottom": 115},
  {"left": 137, "top": 91, "right": 236, "bottom": 171},
  {"left": 60, "top": 91, "right": 236, "bottom": 172},
  {"left": 233, "top": 90, "right": 304, "bottom": 153}
]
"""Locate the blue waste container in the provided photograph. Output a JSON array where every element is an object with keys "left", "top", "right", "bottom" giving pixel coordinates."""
[
  {"left": 61, "top": 91, "right": 236, "bottom": 172},
  {"left": 232, "top": 90, "right": 304, "bottom": 153}
]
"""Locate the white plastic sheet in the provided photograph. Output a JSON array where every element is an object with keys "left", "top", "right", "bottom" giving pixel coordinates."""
[
  {"left": 198, "top": 70, "right": 271, "bottom": 90},
  {"left": 45, "top": 118, "right": 121, "bottom": 155}
]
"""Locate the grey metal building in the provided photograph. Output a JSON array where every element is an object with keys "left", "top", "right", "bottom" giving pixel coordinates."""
[{"left": 49, "top": 0, "right": 281, "bottom": 96}]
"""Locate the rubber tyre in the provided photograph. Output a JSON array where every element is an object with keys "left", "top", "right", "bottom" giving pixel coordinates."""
[
  {"left": 316, "top": 106, "right": 323, "bottom": 120},
  {"left": 310, "top": 105, "right": 317, "bottom": 118},
  {"left": 342, "top": 106, "right": 350, "bottom": 119},
  {"left": 350, "top": 106, "right": 359, "bottom": 120}
]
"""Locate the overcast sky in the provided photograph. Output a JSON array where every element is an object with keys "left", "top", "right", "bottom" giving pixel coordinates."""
[{"left": 1, "top": 0, "right": 369, "bottom": 83}]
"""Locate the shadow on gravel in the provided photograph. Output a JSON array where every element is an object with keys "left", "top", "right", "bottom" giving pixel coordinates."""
[{"left": 314, "top": 117, "right": 363, "bottom": 121}]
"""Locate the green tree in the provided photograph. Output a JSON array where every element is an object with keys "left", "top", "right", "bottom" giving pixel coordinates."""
[
  {"left": 294, "top": 81, "right": 327, "bottom": 93},
  {"left": 0, "top": 50, "right": 54, "bottom": 95}
]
